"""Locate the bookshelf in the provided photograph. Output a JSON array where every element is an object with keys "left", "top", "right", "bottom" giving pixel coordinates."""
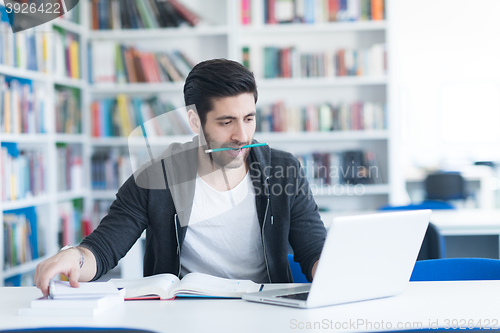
[
  {"left": 0, "top": 1, "right": 91, "bottom": 286},
  {"left": 1, "top": 0, "right": 403, "bottom": 284}
]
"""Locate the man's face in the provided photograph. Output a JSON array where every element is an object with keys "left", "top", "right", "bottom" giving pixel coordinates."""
[{"left": 201, "top": 93, "right": 256, "bottom": 169}]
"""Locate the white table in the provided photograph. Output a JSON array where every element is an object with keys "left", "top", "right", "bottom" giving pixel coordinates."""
[{"left": 1, "top": 281, "right": 500, "bottom": 332}]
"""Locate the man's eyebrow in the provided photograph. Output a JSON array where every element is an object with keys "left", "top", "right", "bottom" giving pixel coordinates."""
[{"left": 214, "top": 112, "right": 256, "bottom": 121}]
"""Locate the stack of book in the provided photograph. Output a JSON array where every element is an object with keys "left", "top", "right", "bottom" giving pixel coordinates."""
[
  {"left": 1, "top": 76, "right": 46, "bottom": 134},
  {"left": 53, "top": 27, "right": 81, "bottom": 79},
  {"left": 243, "top": 0, "right": 385, "bottom": 25},
  {"left": 0, "top": 6, "right": 50, "bottom": 72},
  {"left": 91, "top": 95, "right": 192, "bottom": 137},
  {"left": 296, "top": 149, "right": 383, "bottom": 186},
  {"left": 256, "top": 101, "right": 386, "bottom": 132},
  {"left": 1, "top": 143, "right": 45, "bottom": 201},
  {"left": 90, "top": 42, "right": 195, "bottom": 85},
  {"left": 55, "top": 86, "right": 81, "bottom": 134},
  {"left": 91, "top": 0, "right": 201, "bottom": 30},
  {"left": 3, "top": 206, "right": 44, "bottom": 270},
  {"left": 262, "top": 44, "right": 386, "bottom": 79},
  {"left": 19, "top": 280, "right": 125, "bottom": 316}
]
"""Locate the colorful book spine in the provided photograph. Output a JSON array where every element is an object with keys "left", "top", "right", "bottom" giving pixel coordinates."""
[
  {"left": 261, "top": 44, "right": 386, "bottom": 79},
  {"left": 248, "top": 0, "right": 384, "bottom": 24},
  {"left": 55, "top": 86, "right": 81, "bottom": 134},
  {"left": 53, "top": 27, "right": 81, "bottom": 79},
  {"left": 56, "top": 144, "right": 83, "bottom": 193},
  {"left": 91, "top": 0, "right": 201, "bottom": 30},
  {"left": 90, "top": 96, "right": 192, "bottom": 138},
  {"left": 256, "top": 101, "right": 386, "bottom": 133},
  {"left": 1, "top": 143, "right": 45, "bottom": 201},
  {"left": 296, "top": 149, "right": 383, "bottom": 186},
  {"left": 0, "top": 76, "right": 46, "bottom": 134},
  {"left": 91, "top": 149, "right": 132, "bottom": 190},
  {"left": 58, "top": 199, "right": 88, "bottom": 247},
  {"left": 3, "top": 206, "right": 44, "bottom": 270},
  {"left": 91, "top": 42, "right": 195, "bottom": 85}
]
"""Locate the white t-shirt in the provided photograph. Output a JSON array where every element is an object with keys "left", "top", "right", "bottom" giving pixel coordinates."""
[{"left": 180, "top": 171, "right": 268, "bottom": 283}]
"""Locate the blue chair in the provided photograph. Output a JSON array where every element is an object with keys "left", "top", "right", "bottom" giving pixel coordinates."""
[
  {"left": 288, "top": 254, "right": 309, "bottom": 283},
  {"left": 410, "top": 258, "right": 500, "bottom": 281}
]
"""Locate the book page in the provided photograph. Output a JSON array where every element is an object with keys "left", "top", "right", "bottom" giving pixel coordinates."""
[
  {"left": 110, "top": 273, "right": 179, "bottom": 299},
  {"left": 49, "top": 281, "right": 120, "bottom": 299},
  {"left": 173, "top": 273, "right": 261, "bottom": 298}
]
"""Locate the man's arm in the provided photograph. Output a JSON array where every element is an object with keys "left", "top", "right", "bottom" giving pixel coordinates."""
[{"left": 34, "top": 246, "right": 96, "bottom": 296}]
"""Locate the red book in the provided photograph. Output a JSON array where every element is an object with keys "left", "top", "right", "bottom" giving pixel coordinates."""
[
  {"left": 91, "top": 102, "right": 100, "bottom": 137},
  {"left": 267, "top": 0, "right": 277, "bottom": 24},
  {"left": 328, "top": 0, "right": 339, "bottom": 21},
  {"left": 337, "top": 49, "right": 347, "bottom": 76},
  {"left": 168, "top": 0, "right": 200, "bottom": 26},
  {"left": 149, "top": 53, "right": 162, "bottom": 82},
  {"left": 241, "top": 0, "right": 251, "bottom": 25},
  {"left": 140, "top": 53, "right": 153, "bottom": 83}
]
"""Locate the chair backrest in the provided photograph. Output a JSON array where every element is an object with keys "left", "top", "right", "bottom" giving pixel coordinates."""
[
  {"left": 410, "top": 258, "right": 500, "bottom": 281},
  {"left": 425, "top": 172, "right": 467, "bottom": 201},
  {"left": 288, "top": 254, "right": 310, "bottom": 283}
]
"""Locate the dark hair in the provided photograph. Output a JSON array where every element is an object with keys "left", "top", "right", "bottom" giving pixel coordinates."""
[{"left": 184, "top": 59, "right": 258, "bottom": 126}]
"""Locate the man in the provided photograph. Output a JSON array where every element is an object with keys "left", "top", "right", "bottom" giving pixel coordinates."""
[{"left": 35, "top": 59, "right": 327, "bottom": 296}]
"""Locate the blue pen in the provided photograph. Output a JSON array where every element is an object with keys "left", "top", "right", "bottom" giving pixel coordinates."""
[{"left": 204, "top": 142, "right": 268, "bottom": 153}]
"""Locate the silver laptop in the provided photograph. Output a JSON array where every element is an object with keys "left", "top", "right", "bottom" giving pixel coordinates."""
[{"left": 243, "top": 210, "right": 431, "bottom": 308}]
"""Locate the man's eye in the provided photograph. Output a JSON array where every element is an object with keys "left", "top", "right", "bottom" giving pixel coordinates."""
[
  {"left": 221, "top": 121, "right": 231, "bottom": 126},
  {"left": 246, "top": 118, "right": 254, "bottom": 122}
]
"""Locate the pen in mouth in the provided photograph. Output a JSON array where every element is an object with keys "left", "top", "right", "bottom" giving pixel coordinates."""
[{"left": 204, "top": 143, "right": 268, "bottom": 153}]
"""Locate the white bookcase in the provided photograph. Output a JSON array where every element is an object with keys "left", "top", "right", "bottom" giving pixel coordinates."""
[
  {"left": 0, "top": 0, "right": 91, "bottom": 286},
  {"left": 1, "top": 0, "right": 403, "bottom": 283}
]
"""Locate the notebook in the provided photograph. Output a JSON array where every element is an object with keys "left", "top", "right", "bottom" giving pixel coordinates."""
[{"left": 242, "top": 210, "right": 431, "bottom": 308}]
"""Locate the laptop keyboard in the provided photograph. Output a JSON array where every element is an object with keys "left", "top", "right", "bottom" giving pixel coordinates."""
[{"left": 277, "top": 292, "right": 309, "bottom": 300}]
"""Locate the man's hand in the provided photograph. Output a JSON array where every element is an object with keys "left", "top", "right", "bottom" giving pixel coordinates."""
[
  {"left": 311, "top": 260, "right": 319, "bottom": 279},
  {"left": 34, "top": 246, "right": 96, "bottom": 296}
]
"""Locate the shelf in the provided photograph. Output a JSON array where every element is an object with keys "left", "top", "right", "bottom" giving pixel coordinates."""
[
  {"left": 56, "top": 189, "right": 89, "bottom": 202},
  {"left": 91, "top": 135, "right": 194, "bottom": 147},
  {"left": 2, "top": 256, "right": 51, "bottom": 279},
  {"left": 53, "top": 76, "right": 87, "bottom": 89},
  {"left": 0, "top": 134, "right": 50, "bottom": 144},
  {"left": 241, "top": 20, "right": 387, "bottom": 35},
  {"left": 88, "top": 25, "right": 229, "bottom": 40},
  {"left": 311, "top": 184, "right": 390, "bottom": 196},
  {"left": 256, "top": 131, "right": 389, "bottom": 142},
  {"left": 89, "top": 82, "right": 184, "bottom": 95},
  {"left": 92, "top": 190, "right": 117, "bottom": 200},
  {"left": 0, "top": 64, "right": 49, "bottom": 82},
  {"left": 257, "top": 76, "right": 388, "bottom": 88},
  {"left": 53, "top": 18, "right": 83, "bottom": 34},
  {"left": 1, "top": 195, "right": 51, "bottom": 211},
  {"left": 54, "top": 134, "right": 87, "bottom": 143}
]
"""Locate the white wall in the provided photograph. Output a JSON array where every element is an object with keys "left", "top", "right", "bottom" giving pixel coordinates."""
[{"left": 392, "top": 0, "right": 500, "bottom": 171}]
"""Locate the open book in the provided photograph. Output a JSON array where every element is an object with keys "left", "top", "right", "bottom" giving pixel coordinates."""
[{"left": 109, "top": 272, "right": 263, "bottom": 300}]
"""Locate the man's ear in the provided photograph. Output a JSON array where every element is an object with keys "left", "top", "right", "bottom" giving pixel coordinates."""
[{"left": 187, "top": 109, "right": 201, "bottom": 134}]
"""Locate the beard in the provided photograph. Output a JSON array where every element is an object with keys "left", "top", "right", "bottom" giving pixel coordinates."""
[{"left": 202, "top": 128, "right": 252, "bottom": 169}]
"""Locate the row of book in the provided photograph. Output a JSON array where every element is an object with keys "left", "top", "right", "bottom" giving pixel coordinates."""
[
  {"left": 58, "top": 199, "right": 91, "bottom": 248},
  {"left": 1, "top": 76, "right": 46, "bottom": 134},
  {"left": 256, "top": 101, "right": 385, "bottom": 132},
  {"left": 297, "top": 149, "right": 383, "bottom": 186},
  {"left": 262, "top": 44, "right": 386, "bottom": 78},
  {"left": 0, "top": 7, "right": 50, "bottom": 72},
  {"left": 91, "top": 95, "right": 192, "bottom": 137},
  {"left": 242, "top": 0, "right": 385, "bottom": 25},
  {"left": 56, "top": 144, "right": 83, "bottom": 193},
  {"left": 90, "top": 42, "right": 195, "bottom": 85},
  {"left": 91, "top": 0, "right": 200, "bottom": 30},
  {"left": 1, "top": 143, "right": 45, "bottom": 202},
  {"left": 55, "top": 86, "right": 81, "bottom": 134},
  {"left": 53, "top": 27, "right": 81, "bottom": 79},
  {"left": 91, "top": 149, "right": 133, "bottom": 190},
  {"left": 3, "top": 206, "right": 44, "bottom": 270}
]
